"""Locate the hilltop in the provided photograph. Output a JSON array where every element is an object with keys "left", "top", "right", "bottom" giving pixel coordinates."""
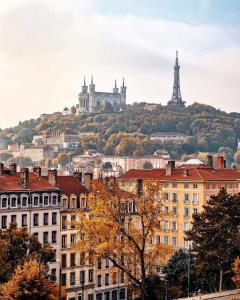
[{"left": 1, "top": 102, "right": 240, "bottom": 163}]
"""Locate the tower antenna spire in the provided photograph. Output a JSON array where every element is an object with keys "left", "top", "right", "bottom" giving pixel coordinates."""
[
  {"left": 84, "top": 76, "right": 86, "bottom": 86},
  {"left": 115, "top": 79, "right": 117, "bottom": 88},
  {"left": 91, "top": 75, "right": 93, "bottom": 85}
]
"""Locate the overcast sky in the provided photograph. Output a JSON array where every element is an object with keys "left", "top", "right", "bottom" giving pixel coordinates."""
[{"left": 0, "top": 0, "right": 240, "bottom": 128}]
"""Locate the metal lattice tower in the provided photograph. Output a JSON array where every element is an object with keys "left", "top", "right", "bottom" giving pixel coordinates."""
[{"left": 168, "top": 51, "right": 185, "bottom": 107}]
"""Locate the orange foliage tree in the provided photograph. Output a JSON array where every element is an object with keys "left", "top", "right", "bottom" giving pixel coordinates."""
[
  {"left": 74, "top": 179, "right": 173, "bottom": 300},
  {"left": 0, "top": 260, "right": 65, "bottom": 300},
  {"left": 232, "top": 257, "right": 240, "bottom": 288}
]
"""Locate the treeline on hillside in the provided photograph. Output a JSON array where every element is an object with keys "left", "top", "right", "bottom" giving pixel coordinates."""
[{"left": 1, "top": 102, "right": 240, "bottom": 163}]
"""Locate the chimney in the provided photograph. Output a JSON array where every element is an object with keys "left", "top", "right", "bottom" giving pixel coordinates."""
[
  {"left": 166, "top": 161, "right": 175, "bottom": 176},
  {"left": 73, "top": 170, "right": 82, "bottom": 182},
  {"left": 33, "top": 166, "right": 41, "bottom": 176},
  {"left": 20, "top": 168, "right": 29, "bottom": 188},
  {"left": 0, "top": 163, "right": 4, "bottom": 175},
  {"left": 223, "top": 160, "right": 227, "bottom": 168},
  {"left": 9, "top": 163, "right": 17, "bottom": 175},
  {"left": 136, "top": 179, "right": 143, "bottom": 197},
  {"left": 207, "top": 155, "right": 213, "bottom": 168},
  {"left": 83, "top": 172, "right": 93, "bottom": 190},
  {"left": 217, "top": 156, "right": 224, "bottom": 169},
  {"left": 48, "top": 169, "right": 57, "bottom": 187},
  {"left": 183, "top": 169, "right": 189, "bottom": 177}
]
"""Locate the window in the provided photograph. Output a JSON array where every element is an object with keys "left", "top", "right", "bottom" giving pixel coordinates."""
[
  {"left": 184, "top": 222, "right": 190, "bottom": 231},
  {"left": 193, "top": 183, "right": 198, "bottom": 189},
  {"left": 184, "top": 207, "right": 189, "bottom": 217},
  {"left": 105, "top": 258, "right": 109, "bottom": 268},
  {"left": 184, "top": 240, "right": 189, "bottom": 249},
  {"left": 105, "top": 273, "right": 109, "bottom": 286},
  {"left": 104, "top": 292, "right": 110, "bottom": 300},
  {"left": 80, "top": 252, "right": 85, "bottom": 265},
  {"left": 163, "top": 182, "right": 168, "bottom": 188},
  {"left": 164, "top": 193, "right": 169, "bottom": 203},
  {"left": 62, "top": 199, "right": 68, "bottom": 208},
  {"left": 51, "top": 268, "right": 56, "bottom": 281},
  {"left": 11, "top": 215, "right": 16, "bottom": 223},
  {"left": 184, "top": 183, "right": 189, "bottom": 189},
  {"left": 80, "top": 270, "right": 85, "bottom": 283},
  {"left": 43, "top": 213, "right": 48, "bottom": 225},
  {"left": 112, "top": 291, "right": 117, "bottom": 300},
  {"left": 43, "top": 232, "right": 48, "bottom": 244},
  {"left": 33, "top": 232, "right": 38, "bottom": 239},
  {"left": 96, "top": 294, "right": 102, "bottom": 300},
  {"left": 52, "top": 231, "right": 57, "bottom": 243},
  {"left": 71, "top": 215, "right": 76, "bottom": 229},
  {"left": 1, "top": 197, "right": 8, "bottom": 208},
  {"left": 172, "top": 182, "right": 177, "bottom": 188},
  {"left": 120, "top": 288, "right": 126, "bottom": 300},
  {"left": 193, "top": 208, "right": 198, "bottom": 215},
  {"left": 62, "top": 215, "right": 67, "bottom": 230},
  {"left": 70, "top": 253, "right": 76, "bottom": 266},
  {"left": 71, "top": 234, "right": 76, "bottom": 245},
  {"left": 1, "top": 215, "right": 7, "bottom": 229},
  {"left": 88, "top": 295, "right": 94, "bottom": 300},
  {"left": 50, "top": 212, "right": 56, "bottom": 225},
  {"left": 22, "top": 214, "right": 27, "bottom": 227},
  {"left": 164, "top": 206, "right": 169, "bottom": 213},
  {"left": 33, "top": 196, "right": 39, "bottom": 207},
  {"left": 164, "top": 236, "right": 168, "bottom": 245},
  {"left": 88, "top": 269, "right": 93, "bottom": 282},
  {"left": 61, "top": 254, "right": 67, "bottom": 268},
  {"left": 156, "top": 235, "right": 160, "bottom": 244},
  {"left": 120, "top": 271, "right": 124, "bottom": 283},
  {"left": 11, "top": 197, "right": 17, "bottom": 208},
  {"left": 172, "top": 237, "right": 177, "bottom": 248},
  {"left": 70, "top": 198, "right": 76, "bottom": 208},
  {"left": 192, "top": 193, "right": 199, "bottom": 204},
  {"left": 172, "top": 221, "right": 177, "bottom": 231},
  {"left": 61, "top": 273, "right": 66, "bottom": 286},
  {"left": 112, "top": 272, "right": 117, "bottom": 284},
  {"left": 172, "top": 193, "right": 178, "bottom": 203},
  {"left": 43, "top": 195, "right": 49, "bottom": 206},
  {"left": 97, "top": 257, "right": 102, "bottom": 269},
  {"left": 163, "top": 220, "right": 169, "bottom": 231},
  {"left": 62, "top": 235, "right": 67, "bottom": 248},
  {"left": 184, "top": 193, "right": 189, "bottom": 203},
  {"left": 52, "top": 195, "right": 57, "bottom": 205},
  {"left": 172, "top": 206, "right": 177, "bottom": 215},
  {"left": 97, "top": 274, "right": 101, "bottom": 287},
  {"left": 21, "top": 197, "right": 27, "bottom": 207},
  {"left": 33, "top": 213, "right": 39, "bottom": 226}
]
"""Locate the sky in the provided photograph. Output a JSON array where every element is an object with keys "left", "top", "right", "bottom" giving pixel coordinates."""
[{"left": 0, "top": 0, "right": 240, "bottom": 128}]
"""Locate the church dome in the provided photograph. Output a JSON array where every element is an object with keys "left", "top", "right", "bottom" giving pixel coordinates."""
[{"left": 185, "top": 158, "right": 204, "bottom": 165}]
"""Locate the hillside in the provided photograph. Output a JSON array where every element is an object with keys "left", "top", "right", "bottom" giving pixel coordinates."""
[{"left": 1, "top": 102, "right": 240, "bottom": 163}]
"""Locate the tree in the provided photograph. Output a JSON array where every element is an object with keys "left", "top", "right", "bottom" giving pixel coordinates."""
[
  {"left": 186, "top": 188, "right": 240, "bottom": 292},
  {"left": 56, "top": 153, "right": 71, "bottom": 166},
  {"left": 14, "top": 156, "right": 33, "bottom": 168},
  {"left": 0, "top": 153, "right": 13, "bottom": 162},
  {"left": 143, "top": 162, "right": 153, "bottom": 169},
  {"left": 0, "top": 260, "right": 63, "bottom": 300},
  {"left": 74, "top": 180, "right": 173, "bottom": 300},
  {"left": 0, "top": 223, "right": 54, "bottom": 283}
]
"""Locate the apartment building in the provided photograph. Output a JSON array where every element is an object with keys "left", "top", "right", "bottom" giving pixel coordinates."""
[
  {"left": 0, "top": 164, "right": 61, "bottom": 280},
  {"left": 117, "top": 155, "right": 240, "bottom": 250}
]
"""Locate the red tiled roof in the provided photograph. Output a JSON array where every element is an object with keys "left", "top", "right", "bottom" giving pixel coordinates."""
[
  {"left": 0, "top": 173, "right": 58, "bottom": 191},
  {"left": 56, "top": 176, "right": 88, "bottom": 195},
  {"left": 118, "top": 168, "right": 240, "bottom": 181}
]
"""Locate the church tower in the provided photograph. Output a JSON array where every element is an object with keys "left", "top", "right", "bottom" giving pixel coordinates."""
[
  {"left": 113, "top": 80, "right": 119, "bottom": 93},
  {"left": 89, "top": 75, "right": 95, "bottom": 94},
  {"left": 120, "top": 78, "right": 127, "bottom": 105},
  {"left": 82, "top": 77, "right": 88, "bottom": 93},
  {"left": 168, "top": 51, "right": 185, "bottom": 107}
]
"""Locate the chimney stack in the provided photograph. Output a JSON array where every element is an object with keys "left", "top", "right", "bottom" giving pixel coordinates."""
[
  {"left": 33, "top": 166, "right": 41, "bottom": 176},
  {"left": 166, "top": 161, "right": 175, "bottom": 176},
  {"left": 9, "top": 163, "right": 17, "bottom": 175},
  {"left": 223, "top": 160, "right": 227, "bottom": 168},
  {"left": 207, "top": 155, "right": 213, "bottom": 168},
  {"left": 20, "top": 168, "right": 29, "bottom": 188},
  {"left": 48, "top": 169, "right": 57, "bottom": 187},
  {"left": 217, "top": 156, "right": 224, "bottom": 169},
  {"left": 136, "top": 179, "right": 143, "bottom": 197},
  {"left": 83, "top": 172, "right": 93, "bottom": 190},
  {"left": 0, "top": 163, "right": 4, "bottom": 175}
]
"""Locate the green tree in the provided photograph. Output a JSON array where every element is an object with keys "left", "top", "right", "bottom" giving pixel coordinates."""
[
  {"left": 143, "top": 161, "right": 153, "bottom": 169},
  {"left": 0, "top": 153, "right": 13, "bottom": 162},
  {"left": 14, "top": 156, "right": 33, "bottom": 168},
  {"left": 0, "top": 223, "right": 54, "bottom": 283},
  {"left": 56, "top": 153, "right": 71, "bottom": 166},
  {"left": 186, "top": 188, "right": 240, "bottom": 292}
]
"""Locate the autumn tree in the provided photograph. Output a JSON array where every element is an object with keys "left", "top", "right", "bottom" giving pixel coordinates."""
[
  {"left": 74, "top": 180, "right": 173, "bottom": 300},
  {"left": 0, "top": 260, "right": 63, "bottom": 300},
  {"left": 0, "top": 223, "right": 54, "bottom": 283},
  {"left": 232, "top": 257, "right": 240, "bottom": 288},
  {"left": 186, "top": 188, "right": 240, "bottom": 292}
]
